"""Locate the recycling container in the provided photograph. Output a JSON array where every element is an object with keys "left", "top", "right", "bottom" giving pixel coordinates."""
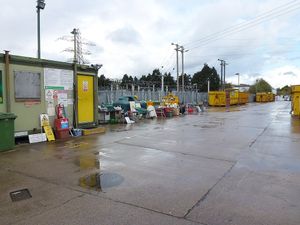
[{"left": 0, "top": 113, "right": 17, "bottom": 151}]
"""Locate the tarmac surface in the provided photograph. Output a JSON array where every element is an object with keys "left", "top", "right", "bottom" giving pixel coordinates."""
[{"left": 0, "top": 101, "right": 300, "bottom": 225}]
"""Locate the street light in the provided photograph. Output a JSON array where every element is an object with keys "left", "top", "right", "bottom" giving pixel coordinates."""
[
  {"left": 36, "top": 0, "right": 46, "bottom": 59},
  {"left": 171, "top": 43, "right": 180, "bottom": 92},
  {"left": 218, "top": 59, "right": 224, "bottom": 90},
  {"left": 235, "top": 73, "right": 240, "bottom": 91},
  {"left": 179, "top": 46, "right": 188, "bottom": 92}
]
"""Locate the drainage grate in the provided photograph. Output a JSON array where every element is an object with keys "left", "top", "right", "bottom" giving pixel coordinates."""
[{"left": 10, "top": 189, "right": 32, "bottom": 202}]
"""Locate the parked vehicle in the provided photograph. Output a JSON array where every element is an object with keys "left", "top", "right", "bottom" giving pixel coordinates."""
[{"left": 113, "top": 96, "right": 147, "bottom": 113}]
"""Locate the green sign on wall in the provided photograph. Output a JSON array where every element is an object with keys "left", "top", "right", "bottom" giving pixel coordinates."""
[{"left": 0, "top": 71, "right": 3, "bottom": 104}]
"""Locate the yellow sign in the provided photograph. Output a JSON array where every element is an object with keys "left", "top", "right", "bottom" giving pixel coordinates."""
[
  {"left": 40, "top": 114, "right": 50, "bottom": 126},
  {"left": 162, "top": 93, "right": 179, "bottom": 105},
  {"left": 43, "top": 125, "right": 55, "bottom": 141}
]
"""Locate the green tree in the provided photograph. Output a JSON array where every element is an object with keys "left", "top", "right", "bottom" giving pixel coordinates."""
[
  {"left": 191, "top": 64, "right": 220, "bottom": 92},
  {"left": 121, "top": 74, "right": 132, "bottom": 87},
  {"left": 164, "top": 72, "right": 176, "bottom": 88},
  {"left": 279, "top": 85, "right": 291, "bottom": 95},
  {"left": 178, "top": 73, "right": 192, "bottom": 88},
  {"left": 150, "top": 69, "right": 162, "bottom": 84},
  {"left": 98, "top": 74, "right": 111, "bottom": 87},
  {"left": 249, "top": 78, "right": 272, "bottom": 93}
]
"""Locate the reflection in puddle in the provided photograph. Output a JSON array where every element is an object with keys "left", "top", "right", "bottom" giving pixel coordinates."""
[
  {"left": 100, "top": 172, "right": 124, "bottom": 188},
  {"left": 79, "top": 173, "right": 102, "bottom": 191},
  {"left": 79, "top": 154, "right": 99, "bottom": 169},
  {"left": 79, "top": 172, "right": 124, "bottom": 191}
]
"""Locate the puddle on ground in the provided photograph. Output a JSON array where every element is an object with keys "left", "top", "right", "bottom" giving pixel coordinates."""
[
  {"left": 79, "top": 173, "right": 102, "bottom": 191},
  {"left": 74, "top": 154, "right": 100, "bottom": 169},
  {"left": 79, "top": 172, "right": 124, "bottom": 191},
  {"left": 193, "top": 124, "right": 218, "bottom": 128}
]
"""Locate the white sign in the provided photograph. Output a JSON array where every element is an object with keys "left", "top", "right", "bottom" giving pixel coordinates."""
[
  {"left": 47, "top": 103, "right": 55, "bottom": 116},
  {"left": 83, "top": 81, "right": 88, "bottom": 92},
  {"left": 45, "top": 89, "right": 54, "bottom": 102},
  {"left": 29, "top": 133, "right": 47, "bottom": 144},
  {"left": 44, "top": 68, "right": 73, "bottom": 90}
]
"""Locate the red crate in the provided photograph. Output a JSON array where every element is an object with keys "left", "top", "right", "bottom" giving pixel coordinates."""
[{"left": 55, "top": 129, "right": 70, "bottom": 139}]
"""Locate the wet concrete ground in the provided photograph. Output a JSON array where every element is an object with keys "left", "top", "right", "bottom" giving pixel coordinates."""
[{"left": 0, "top": 101, "right": 300, "bottom": 225}]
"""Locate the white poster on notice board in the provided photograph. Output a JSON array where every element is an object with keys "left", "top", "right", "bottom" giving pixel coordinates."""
[{"left": 44, "top": 68, "right": 73, "bottom": 90}]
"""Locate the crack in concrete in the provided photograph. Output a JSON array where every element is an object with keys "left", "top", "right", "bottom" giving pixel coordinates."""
[
  {"left": 248, "top": 124, "right": 270, "bottom": 148},
  {"left": 183, "top": 162, "right": 236, "bottom": 219},
  {"left": 7, "top": 166, "right": 206, "bottom": 224},
  {"left": 115, "top": 141, "right": 236, "bottom": 164},
  {"left": 9, "top": 194, "right": 85, "bottom": 225}
]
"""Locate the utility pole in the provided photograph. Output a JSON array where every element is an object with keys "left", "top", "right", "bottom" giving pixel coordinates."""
[
  {"left": 223, "top": 60, "right": 228, "bottom": 90},
  {"left": 235, "top": 73, "right": 240, "bottom": 91},
  {"left": 171, "top": 43, "right": 180, "bottom": 92},
  {"left": 71, "top": 28, "right": 79, "bottom": 63},
  {"left": 161, "top": 66, "right": 164, "bottom": 97},
  {"left": 72, "top": 28, "right": 78, "bottom": 128},
  {"left": 36, "top": 0, "right": 46, "bottom": 59},
  {"left": 179, "top": 46, "right": 189, "bottom": 92},
  {"left": 208, "top": 78, "right": 210, "bottom": 93},
  {"left": 218, "top": 59, "right": 224, "bottom": 90}
]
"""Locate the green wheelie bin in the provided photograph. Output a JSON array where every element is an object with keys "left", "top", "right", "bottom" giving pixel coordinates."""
[{"left": 0, "top": 113, "right": 17, "bottom": 152}]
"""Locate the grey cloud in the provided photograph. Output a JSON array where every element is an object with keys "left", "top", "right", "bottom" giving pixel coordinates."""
[
  {"left": 107, "top": 26, "right": 141, "bottom": 45},
  {"left": 283, "top": 71, "right": 296, "bottom": 76}
]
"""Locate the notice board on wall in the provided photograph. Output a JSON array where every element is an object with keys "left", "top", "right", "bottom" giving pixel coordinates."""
[
  {"left": 14, "top": 71, "right": 41, "bottom": 100},
  {"left": 44, "top": 68, "right": 73, "bottom": 90}
]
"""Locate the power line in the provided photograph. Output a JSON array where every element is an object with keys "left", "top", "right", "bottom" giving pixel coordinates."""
[
  {"left": 185, "top": 0, "right": 300, "bottom": 47},
  {"left": 185, "top": 0, "right": 300, "bottom": 51}
]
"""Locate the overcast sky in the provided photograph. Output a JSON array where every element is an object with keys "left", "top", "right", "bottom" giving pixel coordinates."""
[{"left": 1, "top": 0, "right": 300, "bottom": 88}]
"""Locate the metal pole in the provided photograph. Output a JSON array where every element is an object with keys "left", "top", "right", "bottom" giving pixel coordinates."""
[
  {"left": 37, "top": 8, "right": 41, "bottom": 59},
  {"left": 181, "top": 47, "right": 184, "bottom": 92},
  {"left": 218, "top": 59, "right": 223, "bottom": 90},
  {"left": 71, "top": 29, "right": 78, "bottom": 128},
  {"left": 208, "top": 79, "right": 210, "bottom": 93},
  {"left": 131, "top": 84, "right": 134, "bottom": 95},
  {"left": 71, "top": 28, "right": 78, "bottom": 63},
  {"left": 176, "top": 44, "right": 179, "bottom": 92},
  {"left": 161, "top": 66, "right": 164, "bottom": 97},
  {"left": 4, "top": 51, "right": 10, "bottom": 113},
  {"left": 238, "top": 73, "right": 240, "bottom": 91},
  {"left": 221, "top": 61, "right": 223, "bottom": 90},
  {"left": 223, "top": 61, "right": 226, "bottom": 90}
]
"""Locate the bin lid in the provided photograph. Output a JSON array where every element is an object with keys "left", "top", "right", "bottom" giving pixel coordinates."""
[{"left": 0, "top": 113, "right": 17, "bottom": 120}]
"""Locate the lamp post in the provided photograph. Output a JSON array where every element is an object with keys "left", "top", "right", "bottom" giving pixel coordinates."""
[
  {"left": 193, "top": 83, "right": 198, "bottom": 103},
  {"left": 218, "top": 59, "right": 224, "bottom": 90},
  {"left": 179, "top": 46, "right": 189, "bottom": 92},
  {"left": 171, "top": 43, "right": 180, "bottom": 92},
  {"left": 235, "top": 73, "right": 240, "bottom": 91},
  {"left": 36, "top": 0, "right": 46, "bottom": 59}
]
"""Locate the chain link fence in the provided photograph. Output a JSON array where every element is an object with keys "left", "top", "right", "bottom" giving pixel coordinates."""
[
  {"left": 98, "top": 89, "right": 208, "bottom": 104},
  {"left": 97, "top": 88, "right": 255, "bottom": 105}
]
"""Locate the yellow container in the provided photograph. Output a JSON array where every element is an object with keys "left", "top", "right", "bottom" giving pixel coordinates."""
[
  {"left": 261, "top": 93, "right": 268, "bottom": 102},
  {"left": 291, "top": 85, "right": 300, "bottom": 115},
  {"left": 230, "top": 90, "right": 239, "bottom": 105},
  {"left": 256, "top": 92, "right": 276, "bottom": 102},
  {"left": 208, "top": 90, "right": 238, "bottom": 106},
  {"left": 238, "top": 92, "right": 249, "bottom": 104},
  {"left": 292, "top": 93, "right": 300, "bottom": 116},
  {"left": 208, "top": 91, "right": 226, "bottom": 106},
  {"left": 291, "top": 85, "right": 300, "bottom": 93},
  {"left": 256, "top": 92, "right": 270, "bottom": 102},
  {"left": 256, "top": 93, "right": 262, "bottom": 102}
]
